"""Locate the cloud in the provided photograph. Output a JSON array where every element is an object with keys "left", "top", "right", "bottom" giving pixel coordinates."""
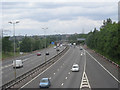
[
  {"left": 2, "top": 1, "right": 118, "bottom": 35},
  {"left": 2, "top": 0, "right": 119, "bottom": 3},
  {"left": 3, "top": 2, "right": 117, "bottom": 21},
  {"left": 4, "top": 17, "right": 102, "bottom": 36}
]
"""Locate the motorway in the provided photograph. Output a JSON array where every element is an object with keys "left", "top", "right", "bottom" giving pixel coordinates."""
[
  {"left": 2, "top": 46, "right": 65, "bottom": 85},
  {"left": 20, "top": 46, "right": 119, "bottom": 89}
]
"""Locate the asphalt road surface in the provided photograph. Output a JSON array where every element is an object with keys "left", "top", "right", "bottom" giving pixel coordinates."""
[
  {"left": 21, "top": 46, "right": 120, "bottom": 89},
  {"left": 2, "top": 46, "right": 65, "bottom": 85}
]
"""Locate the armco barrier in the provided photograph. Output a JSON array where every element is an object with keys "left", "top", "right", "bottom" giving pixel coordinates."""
[
  {"left": 92, "top": 49, "right": 120, "bottom": 69},
  {"left": 85, "top": 46, "right": 120, "bottom": 69},
  {"left": 1, "top": 46, "right": 69, "bottom": 90}
]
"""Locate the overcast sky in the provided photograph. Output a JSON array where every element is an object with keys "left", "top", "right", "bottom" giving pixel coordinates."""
[{"left": 1, "top": 0, "right": 119, "bottom": 36}]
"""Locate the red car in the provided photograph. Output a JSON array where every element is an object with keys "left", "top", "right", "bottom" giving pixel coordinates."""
[{"left": 37, "top": 52, "right": 41, "bottom": 56}]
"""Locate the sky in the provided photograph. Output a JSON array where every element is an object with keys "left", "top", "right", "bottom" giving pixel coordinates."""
[{"left": 1, "top": 0, "right": 119, "bottom": 36}]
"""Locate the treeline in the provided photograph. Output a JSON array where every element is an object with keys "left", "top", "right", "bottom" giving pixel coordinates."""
[
  {"left": 20, "top": 36, "right": 51, "bottom": 52},
  {"left": 2, "top": 35, "right": 56, "bottom": 53},
  {"left": 68, "top": 34, "right": 87, "bottom": 44},
  {"left": 86, "top": 18, "right": 120, "bottom": 64}
]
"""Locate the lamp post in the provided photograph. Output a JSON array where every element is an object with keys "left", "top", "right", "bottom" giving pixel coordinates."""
[
  {"left": 18, "top": 33, "right": 21, "bottom": 54},
  {"left": 42, "top": 27, "right": 48, "bottom": 64},
  {"left": 54, "top": 30, "right": 59, "bottom": 55},
  {"left": 8, "top": 21, "right": 19, "bottom": 79}
]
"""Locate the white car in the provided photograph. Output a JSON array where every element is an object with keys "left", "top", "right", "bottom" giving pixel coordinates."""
[
  {"left": 71, "top": 64, "right": 79, "bottom": 72},
  {"left": 54, "top": 46, "right": 57, "bottom": 49},
  {"left": 13, "top": 60, "right": 23, "bottom": 68},
  {"left": 60, "top": 44, "right": 63, "bottom": 47}
]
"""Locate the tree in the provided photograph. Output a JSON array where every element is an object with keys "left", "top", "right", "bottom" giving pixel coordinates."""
[
  {"left": 86, "top": 18, "right": 120, "bottom": 64},
  {"left": 2, "top": 37, "right": 13, "bottom": 53},
  {"left": 20, "top": 36, "right": 32, "bottom": 52}
]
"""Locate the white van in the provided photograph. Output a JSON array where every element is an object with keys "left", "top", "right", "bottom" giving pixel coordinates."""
[{"left": 13, "top": 60, "right": 23, "bottom": 68}]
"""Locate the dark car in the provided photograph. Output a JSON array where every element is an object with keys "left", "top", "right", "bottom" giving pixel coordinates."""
[
  {"left": 80, "top": 48, "right": 83, "bottom": 50},
  {"left": 56, "top": 49, "right": 60, "bottom": 51},
  {"left": 46, "top": 52, "right": 49, "bottom": 55},
  {"left": 37, "top": 52, "right": 41, "bottom": 56},
  {"left": 39, "top": 78, "right": 51, "bottom": 88}
]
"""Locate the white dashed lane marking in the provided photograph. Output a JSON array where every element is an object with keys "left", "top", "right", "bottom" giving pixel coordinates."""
[
  {"left": 65, "top": 77, "right": 68, "bottom": 79},
  {"left": 68, "top": 72, "right": 70, "bottom": 75},
  {"left": 21, "top": 48, "right": 70, "bottom": 88},
  {"left": 61, "top": 83, "right": 64, "bottom": 86},
  {"left": 49, "top": 77, "right": 51, "bottom": 79}
]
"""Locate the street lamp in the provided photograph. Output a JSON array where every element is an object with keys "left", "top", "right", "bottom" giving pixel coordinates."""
[
  {"left": 54, "top": 30, "right": 60, "bottom": 55},
  {"left": 8, "top": 21, "right": 19, "bottom": 79},
  {"left": 42, "top": 27, "right": 48, "bottom": 64}
]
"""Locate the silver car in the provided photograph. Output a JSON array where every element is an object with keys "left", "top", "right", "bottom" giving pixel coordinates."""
[{"left": 71, "top": 64, "right": 79, "bottom": 72}]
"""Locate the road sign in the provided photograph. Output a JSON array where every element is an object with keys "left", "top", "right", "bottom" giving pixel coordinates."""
[
  {"left": 77, "top": 38, "right": 86, "bottom": 41},
  {"left": 51, "top": 42, "right": 55, "bottom": 45}
]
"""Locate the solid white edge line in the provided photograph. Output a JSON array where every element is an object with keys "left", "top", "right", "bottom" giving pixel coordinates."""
[
  {"left": 84, "top": 50, "right": 91, "bottom": 88},
  {"left": 21, "top": 48, "right": 70, "bottom": 88},
  {"left": 80, "top": 50, "right": 86, "bottom": 89},
  {"left": 84, "top": 49, "right": 86, "bottom": 72},
  {"left": 80, "top": 49, "right": 85, "bottom": 89},
  {"left": 80, "top": 48, "right": 91, "bottom": 89},
  {"left": 2, "top": 64, "right": 12, "bottom": 69},
  {"left": 85, "top": 49, "right": 120, "bottom": 84}
]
